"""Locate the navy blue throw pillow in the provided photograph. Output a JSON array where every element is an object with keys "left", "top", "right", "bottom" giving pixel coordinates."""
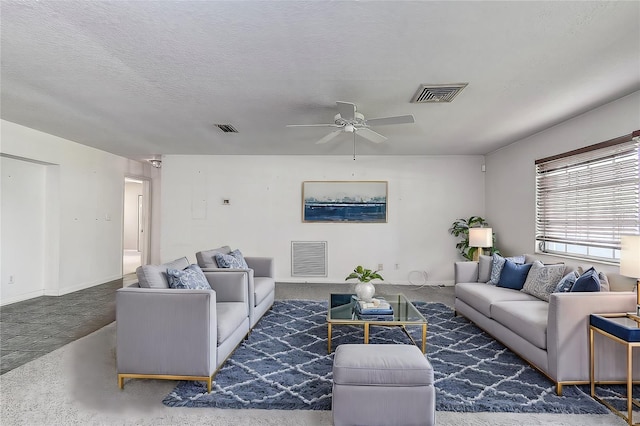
[
  {"left": 497, "top": 260, "right": 533, "bottom": 290},
  {"left": 571, "top": 267, "right": 601, "bottom": 292}
]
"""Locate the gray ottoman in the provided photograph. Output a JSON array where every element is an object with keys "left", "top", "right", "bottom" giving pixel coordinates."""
[{"left": 332, "top": 344, "right": 435, "bottom": 426}]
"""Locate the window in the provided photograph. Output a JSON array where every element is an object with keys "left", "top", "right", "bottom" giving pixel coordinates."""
[{"left": 535, "top": 130, "right": 640, "bottom": 262}]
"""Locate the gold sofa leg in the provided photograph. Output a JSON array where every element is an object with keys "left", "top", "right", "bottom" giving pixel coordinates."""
[
  {"left": 117, "top": 373, "right": 214, "bottom": 393},
  {"left": 556, "top": 383, "right": 563, "bottom": 395}
]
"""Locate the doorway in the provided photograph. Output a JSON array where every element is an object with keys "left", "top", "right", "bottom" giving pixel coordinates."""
[{"left": 123, "top": 177, "right": 150, "bottom": 275}]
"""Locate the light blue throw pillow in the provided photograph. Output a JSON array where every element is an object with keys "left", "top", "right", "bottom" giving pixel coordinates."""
[
  {"left": 555, "top": 270, "right": 579, "bottom": 293},
  {"left": 166, "top": 264, "right": 211, "bottom": 290}
]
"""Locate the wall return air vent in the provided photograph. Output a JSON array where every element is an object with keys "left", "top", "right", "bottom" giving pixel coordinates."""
[
  {"left": 291, "top": 241, "right": 327, "bottom": 277},
  {"left": 410, "top": 83, "right": 468, "bottom": 103}
]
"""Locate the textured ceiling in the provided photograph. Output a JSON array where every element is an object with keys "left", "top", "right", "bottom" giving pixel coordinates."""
[{"left": 1, "top": 1, "right": 639, "bottom": 161}]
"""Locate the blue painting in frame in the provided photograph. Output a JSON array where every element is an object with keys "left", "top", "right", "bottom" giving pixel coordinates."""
[{"left": 302, "top": 181, "right": 388, "bottom": 223}]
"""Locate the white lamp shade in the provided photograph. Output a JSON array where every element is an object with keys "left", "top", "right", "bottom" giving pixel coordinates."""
[
  {"left": 620, "top": 235, "right": 640, "bottom": 278},
  {"left": 469, "top": 228, "right": 493, "bottom": 248}
]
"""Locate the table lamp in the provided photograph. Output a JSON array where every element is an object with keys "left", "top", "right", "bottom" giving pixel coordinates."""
[
  {"left": 620, "top": 235, "right": 640, "bottom": 316},
  {"left": 469, "top": 227, "right": 493, "bottom": 262}
]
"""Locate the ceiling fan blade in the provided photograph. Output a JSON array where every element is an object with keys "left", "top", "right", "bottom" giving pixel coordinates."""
[
  {"left": 286, "top": 124, "right": 341, "bottom": 128},
  {"left": 357, "top": 128, "right": 387, "bottom": 144},
  {"left": 336, "top": 101, "right": 356, "bottom": 121},
  {"left": 316, "top": 130, "right": 343, "bottom": 144},
  {"left": 365, "top": 114, "right": 415, "bottom": 126}
]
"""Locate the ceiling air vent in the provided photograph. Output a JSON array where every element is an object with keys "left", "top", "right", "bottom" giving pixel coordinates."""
[
  {"left": 215, "top": 124, "right": 238, "bottom": 133},
  {"left": 410, "top": 83, "right": 468, "bottom": 103}
]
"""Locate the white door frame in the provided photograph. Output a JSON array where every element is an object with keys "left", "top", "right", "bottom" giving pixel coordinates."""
[{"left": 124, "top": 176, "right": 151, "bottom": 268}]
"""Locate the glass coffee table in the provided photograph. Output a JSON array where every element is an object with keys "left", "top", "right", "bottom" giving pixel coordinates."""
[{"left": 327, "top": 293, "right": 428, "bottom": 354}]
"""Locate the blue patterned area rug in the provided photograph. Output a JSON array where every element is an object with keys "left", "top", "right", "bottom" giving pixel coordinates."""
[{"left": 163, "top": 300, "right": 624, "bottom": 413}]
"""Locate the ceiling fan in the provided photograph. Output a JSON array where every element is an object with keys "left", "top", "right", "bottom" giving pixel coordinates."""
[{"left": 286, "top": 101, "right": 415, "bottom": 145}]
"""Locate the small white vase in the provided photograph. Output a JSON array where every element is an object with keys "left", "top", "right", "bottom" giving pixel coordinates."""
[{"left": 355, "top": 282, "right": 375, "bottom": 302}]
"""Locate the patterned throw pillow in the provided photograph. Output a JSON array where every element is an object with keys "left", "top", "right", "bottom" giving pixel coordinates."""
[
  {"left": 555, "top": 271, "right": 579, "bottom": 293},
  {"left": 230, "top": 249, "right": 249, "bottom": 269},
  {"left": 214, "top": 249, "right": 249, "bottom": 269},
  {"left": 521, "top": 261, "right": 566, "bottom": 302},
  {"left": 487, "top": 254, "right": 526, "bottom": 285},
  {"left": 488, "top": 254, "right": 507, "bottom": 285},
  {"left": 166, "top": 264, "right": 211, "bottom": 290}
]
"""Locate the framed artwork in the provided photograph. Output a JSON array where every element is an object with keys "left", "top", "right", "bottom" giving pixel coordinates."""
[{"left": 302, "top": 181, "right": 388, "bottom": 223}]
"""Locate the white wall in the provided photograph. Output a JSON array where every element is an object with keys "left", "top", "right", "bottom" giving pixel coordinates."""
[
  {"left": 1, "top": 157, "right": 46, "bottom": 302},
  {"left": 485, "top": 90, "right": 640, "bottom": 263},
  {"left": 161, "top": 155, "right": 486, "bottom": 285},
  {"left": 0, "top": 120, "right": 154, "bottom": 302}
]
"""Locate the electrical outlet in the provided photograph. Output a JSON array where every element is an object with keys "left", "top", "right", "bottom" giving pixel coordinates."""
[
  {"left": 378, "top": 263, "right": 383, "bottom": 271},
  {"left": 8, "top": 275, "right": 14, "bottom": 284}
]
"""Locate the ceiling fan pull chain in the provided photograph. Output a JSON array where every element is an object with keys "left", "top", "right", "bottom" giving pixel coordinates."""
[{"left": 353, "top": 131, "right": 356, "bottom": 160}]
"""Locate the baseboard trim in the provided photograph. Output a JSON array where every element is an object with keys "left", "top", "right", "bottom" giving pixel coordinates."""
[
  {"left": 44, "top": 274, "right": 123, "bottom": 296},
  {"left": 1, "top": 289, "right": 46, "bottom": 306}
]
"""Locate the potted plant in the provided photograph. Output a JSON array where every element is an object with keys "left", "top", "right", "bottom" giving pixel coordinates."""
[
  {"left": 449, "top": 216, "right": 500, "bottom": 260},
  {"left": 345, "top": 266, "right": 384, "bottom": 302}
]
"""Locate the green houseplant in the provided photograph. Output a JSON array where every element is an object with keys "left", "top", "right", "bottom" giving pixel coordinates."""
[
  {"left": 449, "top": 216, "right": 500, "bottom": 261},
  {"left": 345, "top": 266, "right": 384, "bottom": 302}
]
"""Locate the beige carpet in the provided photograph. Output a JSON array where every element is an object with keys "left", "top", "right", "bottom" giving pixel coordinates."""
[{"left": 0, "top": 320, "right": 627, "bottom": 425}]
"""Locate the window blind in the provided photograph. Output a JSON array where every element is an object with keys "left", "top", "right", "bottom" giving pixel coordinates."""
[{"left": 535, "top": 131, "right": 640, "bottom": 260}]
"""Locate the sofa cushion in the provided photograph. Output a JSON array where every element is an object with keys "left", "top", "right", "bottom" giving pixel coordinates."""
[
  {"left": 491, "top": 301, "right": 548, "bottom": 350},
  {"left": 254, "top": 277, "right": 275, "bottom": 306},
  {"left": 497, "top": 260, "right": 533, "bottom": 290},
  {"left": 554, "top": 270, "right": 579, "bottom": 293},
  {"left": 598, "top": 272, "right": 611, "bottom": 292},
  {"left": 167, "top": 264, "right": 211, "bottom": 290},
  {"left": 196, "top": 246, "right": 232, "bottom": 268},
  {"left": 478, "top": 255, "right": 492, "bottom": 283},
  {"left": 455, "top": 282, "right": 540, "bottom": 318},
  {"left": 136, "top": 257, "right": 190, "bottom": 289},
  {"left": 571, "top": 267, "right": 601, "bottom": 292},
  {"left": 216, "top": 302, "right": 248, "bottom": 343},
  {"left": 333, "top": 344, "right": 433, "bottom": 386},
  {"left": 521, "top": 261, "right": 566, "bottom": 302}
]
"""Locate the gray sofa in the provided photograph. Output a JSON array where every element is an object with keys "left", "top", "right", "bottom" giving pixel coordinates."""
[
  {"left": 196, "top": 246, "right": 275, "bottom": 329},
  {"left": 116, "top": 257, "right": 251, "bottom": 392},
  {"left": 455, "top": 253, "right": 640, "bottom": 394}
]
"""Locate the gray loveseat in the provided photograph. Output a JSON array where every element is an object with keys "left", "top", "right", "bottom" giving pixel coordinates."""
[
  {"left": 455, "top": 253, "right": 640, "bottom": 394},
  {"left": 116, "top": 257, "right": 251, "bottom": 392},
  {"left": 196, "top": 246, "right": 275, "bottom": 329}
]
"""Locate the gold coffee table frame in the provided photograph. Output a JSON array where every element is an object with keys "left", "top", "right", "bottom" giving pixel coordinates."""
[
  {"left": 326, "top": 293, "right": 428, "bottom": 354},
  {"left": 590, "top": 313, "right": 640, "bottom": 426}
]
